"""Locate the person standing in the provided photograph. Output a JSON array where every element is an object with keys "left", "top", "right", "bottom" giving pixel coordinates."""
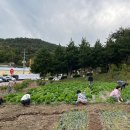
[
  {"left": 0, "top": 97, "right": 4, "bottom": 105},
  {"left": 7, "top": 80, "right": 14, "bottom": 93},
  {"left": 88, "top": 75, "right": 93, "bottom": 90},
  {"left": 21, "top": 93, "right": 31, "bottom": 106}
]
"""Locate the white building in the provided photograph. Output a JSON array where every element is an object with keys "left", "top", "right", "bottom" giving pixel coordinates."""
[{"left": 0, "top": 67, "right": 30, "bottom": 76}]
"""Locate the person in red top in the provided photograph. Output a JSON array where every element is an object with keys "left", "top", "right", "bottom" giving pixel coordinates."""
[{"left": 110, "top": 86, "right": 123, "bottom": 102}]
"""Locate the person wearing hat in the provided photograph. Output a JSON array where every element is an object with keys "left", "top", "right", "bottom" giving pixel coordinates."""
[{"left": 117, "top": 80, "right": 128, "bottom": 90}]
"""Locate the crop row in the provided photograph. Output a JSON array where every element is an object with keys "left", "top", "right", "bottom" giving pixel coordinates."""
[
  {"left": 54, "top": 110, "right": 87, "bottom": 130},
  {"left": 100, "top": 110, "right": 130, "bottom": 130}
]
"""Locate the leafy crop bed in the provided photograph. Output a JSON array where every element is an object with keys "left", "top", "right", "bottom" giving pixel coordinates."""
[
  {"left": 4, "top": 78, "right": 130, "bottom": 104},
  {"left": 55, "top": 110, "right": 87, "bottom": 130},
  {"left": 100, "top": 110, "right": 130, "bottom": 130}
]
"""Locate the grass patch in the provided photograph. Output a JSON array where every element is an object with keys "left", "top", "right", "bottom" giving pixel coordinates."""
[{"left": 14, "top": 80, "right": 32, "bottom": 91}]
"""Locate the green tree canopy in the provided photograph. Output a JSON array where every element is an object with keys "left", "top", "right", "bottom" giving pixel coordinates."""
[
  {"left": 53, "top": 44, "right": 67, "bottom": 74},
  {"left": 66, "top": 39, "right": 79, "bottom": 75},
  {"left": 31, "top": 48, "right": 53, "bottom": 76},
  {"left": 79, "top": 38, "right": 91, "bottom": 69}
]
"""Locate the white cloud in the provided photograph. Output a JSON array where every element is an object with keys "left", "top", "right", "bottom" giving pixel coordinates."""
[{"left": 0, "top": 0, "right": 130, "bottom": 46}]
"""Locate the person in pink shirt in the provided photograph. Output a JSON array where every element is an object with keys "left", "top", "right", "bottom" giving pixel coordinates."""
[{"left": 110, "top": 86, "right": 123, "bottom": 102}]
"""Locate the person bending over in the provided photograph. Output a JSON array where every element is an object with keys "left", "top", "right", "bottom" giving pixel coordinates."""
[
  {"left": 117, "top": 80, "right": 128, "bottom": 90},
  {"left": 76, "top": 90, "right": 87, "bottom": 105},
  {"left": 110, "top": 86, "right": 123, "bottom": 102},
  {"left": 21, "top": 93, "right": 31, "bottom": 106}
]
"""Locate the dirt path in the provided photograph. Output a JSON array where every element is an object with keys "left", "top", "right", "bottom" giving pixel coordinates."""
[
  {"left": 87, "top": 108, "right": 102, "bottom": 130},
  {"left": 0, "top": 103, "right": 130, "bottom": 130}
]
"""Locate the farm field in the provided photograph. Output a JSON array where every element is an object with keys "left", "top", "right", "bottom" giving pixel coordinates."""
[
  {"left": 0, "top": 78, "right": 130, "bottom": 130},
  {"left": 0, "top": 103, "right": 130, "bottom": 130},
  {"left": 4, "top": 78, "right": 130, "bottom": 104}
]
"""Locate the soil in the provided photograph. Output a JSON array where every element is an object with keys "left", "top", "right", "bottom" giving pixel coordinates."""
[{"left": 0, "top": 103, "right": 130, "bottom": 130}]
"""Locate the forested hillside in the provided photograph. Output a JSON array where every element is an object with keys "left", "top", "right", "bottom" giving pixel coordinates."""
[
  {"left": 0, "top": 38, "right": 59, "bottom": 66},
  {"left": 1, "top": 27, "right": 130, "bottom": 76}
]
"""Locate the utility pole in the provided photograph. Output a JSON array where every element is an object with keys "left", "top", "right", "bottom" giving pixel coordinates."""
[{"left": 22, "top": 49, "right": 26, "bottom": 74}]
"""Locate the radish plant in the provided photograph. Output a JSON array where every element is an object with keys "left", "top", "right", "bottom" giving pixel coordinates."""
[
  {"left": 55, "top": 110, "right": 87, "bottom": 130},
  {"left": 100, "top": 110, "right": 130, "bottom": 130}
]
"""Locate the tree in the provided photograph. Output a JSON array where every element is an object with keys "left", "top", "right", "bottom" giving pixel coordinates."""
[
  {"left": 92, "top": 40, "right": 104, "bottom": 68},
  {"left": 79, "top": 38, "right": 91, "bottom": 70},
  {"left": 65, "top": 39, "right": 79, "bottom": 75},
  {"left": 53, "top": 44, "right": 67, "bottom": 74},
  {"left": 31, "top": 48, "right": 52, "bottom": 77},
  {"left": 114, "top": 28, "right": 130, "bottom": 63},
  {"left": 106, "top": 28, "right": 130, "bottom": 65}
]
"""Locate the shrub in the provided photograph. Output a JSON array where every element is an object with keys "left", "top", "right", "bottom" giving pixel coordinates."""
[
  {"left": 73, "top": 74, "right": 81, "bottom": 78},
  {"left": 0, "top": 86, "right": 7, "bottom": 90},
  {"left": 14, "top": 80, "right": 31, "bottom": 91},
  {"left": 61, "top": 75, "right": 67, "bottom": 80},
  {"left": 36, "top": 79, "right": 46, "bottom": 86},
  {"left": 48, "top": 77, "right": 53, "bottom": 80}
]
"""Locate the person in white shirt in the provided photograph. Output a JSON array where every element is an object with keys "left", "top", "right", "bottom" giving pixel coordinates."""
[
  {"left": 21, "top": 93, "right": 31, "bottom": 106},
  {"left": 76, "top": 90, "right": 87, "bottom": 105}
]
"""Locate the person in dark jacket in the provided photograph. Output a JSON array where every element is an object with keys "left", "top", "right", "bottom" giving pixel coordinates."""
[
  {"left": 88, "top": 76, "right": 93, "bottom": 90},
  {"left": 117, "top": 80, "right": 128, "bottom": 90},
  {"left": 0, "top": 97, "right": 4, "bottom": 105}
]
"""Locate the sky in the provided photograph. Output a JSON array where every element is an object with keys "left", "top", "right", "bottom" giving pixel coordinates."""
[{"left": 0, "top": 0, "right": 130, "bottom": 46}]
